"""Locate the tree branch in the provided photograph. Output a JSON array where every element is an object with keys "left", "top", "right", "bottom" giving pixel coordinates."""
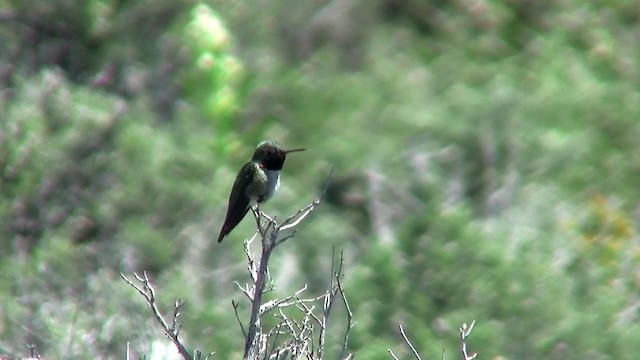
[
  {"left": 241, "top": 169, "right": 356, "bottom": 359},
  {"left": 121, "top": 271, "right": 210, "bottom": 360},
  {"left": 459, "top": 321, "right": 477, "bottom": 360}
]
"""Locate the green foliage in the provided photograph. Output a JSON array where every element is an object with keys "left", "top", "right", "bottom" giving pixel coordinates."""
[
  {"left": 2, "top": 0, "right": 640, "bottom": 359},
  {"left": 180, "top": 4, "right": 246, "bottom": 138}
]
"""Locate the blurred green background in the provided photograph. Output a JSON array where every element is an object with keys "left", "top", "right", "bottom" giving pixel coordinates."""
[{"left": 1, "top": 0, "right": 640, "bottom": 359}]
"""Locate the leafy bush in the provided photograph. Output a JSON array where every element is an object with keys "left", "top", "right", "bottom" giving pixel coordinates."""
[{"left": 1, "top": 0, "right": 640, "bottom": 359}]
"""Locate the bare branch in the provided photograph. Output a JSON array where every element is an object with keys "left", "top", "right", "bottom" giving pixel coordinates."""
[
  {"left": 315, "top": 249, "right": 353, "bottom": 360},
  {"left": 388, "top": 321, "right": 479, "bottom": 360},
  {"left": 243, "top": 233, "right": 273, "bottom": 359},
  {"left": 399, "top": 325, "right": 422, "bottom": 360},
  {"left": 242, "top": 171, "right": 333, "bottom": 359},
  {"left": 278, "top": 201, "right": 319, "bottom": 234},
  {"left": 336, "top": 254, "right": 354, "bottom": 360},
  {"left": 233, "top": 300, "right": 248, "bottom": 338},
  {"left": 235, "top": 281, "right": 254, "bottom": 301},
  {"left": 27, "top": 343, "right": 42, "bottom": 360},
  {"left": 459, "top": 321, "right": 477, "bottom": 360},
  {"left": 121, "top": 272, "right": 194, "bottom": 360},
  {"left": 260, "top": 285, "right": 311, "bottom": 315},
  {"left": 388, "top": 349, "right": 400, "bottom": 360},
  {"left": 243, "top": 235, "right": 258, "bottom": 282}
]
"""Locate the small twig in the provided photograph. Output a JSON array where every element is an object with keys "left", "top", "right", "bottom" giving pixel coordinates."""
[
  {"left": 388, "top": 349, "right": 400, "bottom": 360},
  {"left": 278, "top": 201, "right": 318, "bottom": 233},
  {"left": 276, "top": 168, "right": 333, "bottom": 245},
  {"left": 251, "top": 206, "right": 265, "bottom": 243},
  {"left": 267, "top": 327, "right": 284, "bottom": 358},
  {"left": 172, "top": 298, "right": 185, "bottom": 337},
  {"left": 389, "top": 321, "right": 477, "bottom": 360},
  {"left": 459, "top": 321, "right": 477, "bottom": 360},
  {"left": 277, "top": 309, "right": 299, "bottom": 336},
  {"left": 260, "top": 285, "right": 311, "bottom": 315},
  {"left": 317, "top": 249, "right": 353, "bottom": 360},
  {"left": 27, "top": 343, "right": 42, "bottom": 360},
  {"left": 233, "top": 300, "right": 248, "bottom": 338},
  {"left": 399, "top": 325, "right": 422, "bottom": 360},
  {"left": 121, "top": 271, "right": 192, "bottom": 360},
  {"left": 243, "top": 235, "right": 273, "bottom": 359},
  {"left": 316, "top": 253, "right": 335, "bottom": 359},
  {"left": 281, "top": 294, "right": 325, "bottom": 312},
  {"left": 243, "top": 235, "right": 258, "bottom": 282},
  {"left": 336, "top": 253, "right": 354, "bottom": 360},
  {"left": 235, "top": 281, "right": 254, "bottom": 301}
]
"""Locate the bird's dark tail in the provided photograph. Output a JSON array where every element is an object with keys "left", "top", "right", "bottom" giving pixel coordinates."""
[
  {"left": 217, "top": 227, "right": 228, "bottom": 243},
  {"left": 217, "top": 204, "right": 251, "bottom": 243}
]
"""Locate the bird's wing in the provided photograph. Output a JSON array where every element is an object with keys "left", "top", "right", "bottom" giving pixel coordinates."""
[{"left": 217, "top": 162, "right": 254, "bottom": 242}]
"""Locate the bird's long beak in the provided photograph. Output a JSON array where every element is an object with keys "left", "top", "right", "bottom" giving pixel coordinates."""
[{"left": 285, "top": 148, "right": 306, "bottom": 154}]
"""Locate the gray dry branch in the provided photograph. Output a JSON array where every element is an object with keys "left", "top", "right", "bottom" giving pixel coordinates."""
[
  {"left": 459, "top": 321, "right": 477, "bottom": 360},
  {"left": 236, "top": 192, "right": 354, "bottom": 360},
  {"left": 388, "top": 321, "right": 477, "bottom": 360},
  {"left": 120, "top": 271, "right": 212, "bottom": 360}
]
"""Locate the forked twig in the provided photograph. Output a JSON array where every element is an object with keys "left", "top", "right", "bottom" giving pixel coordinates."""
[
  {"left": 336, "top": 256, "right": 354, "bottom": 360},
  {"left": 388, "top": 320, "right": 478, "bottom": 360},
  {"left": 232, "top": 300, "right": 248, "bottom": 338},
  {"left": 460, "top": 321, "right": 477, "bottom": 360},
  {"left": 121, "top": 271, "right": 195, "bottom": 359}
]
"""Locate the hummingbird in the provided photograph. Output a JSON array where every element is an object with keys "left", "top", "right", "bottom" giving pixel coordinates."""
[{"left": 217, "top": 140, "right": 306, "bottom": 243}]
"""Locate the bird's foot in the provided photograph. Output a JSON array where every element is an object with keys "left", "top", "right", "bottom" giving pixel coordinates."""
[{"left": 252, "top": 205, "right": 276, "bottom": 228}]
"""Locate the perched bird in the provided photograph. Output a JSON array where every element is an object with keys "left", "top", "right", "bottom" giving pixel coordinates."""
[{"left": 217, "top": 140, "right": 306, "bottom": 243}]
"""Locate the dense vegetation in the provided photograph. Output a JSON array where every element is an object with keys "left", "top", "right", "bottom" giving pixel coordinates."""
[{"left": 1, "top": 0, "right": 640, "bottom": 358}]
